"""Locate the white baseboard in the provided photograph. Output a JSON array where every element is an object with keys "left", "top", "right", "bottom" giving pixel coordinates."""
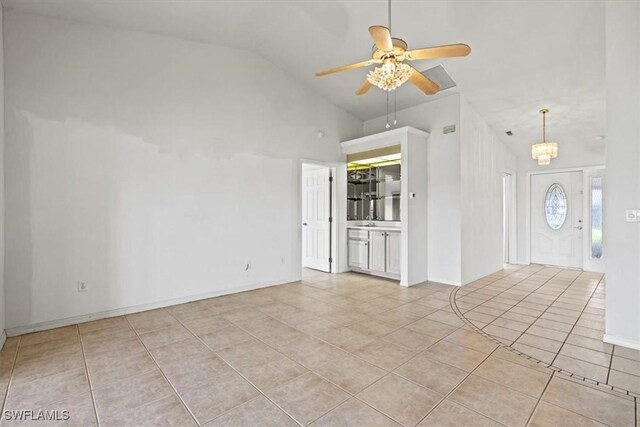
[
  {"left": 427, "top": 277, "right": 461, "bottom": 287},
  {"left": 603, "top": 334, "right": 640, "bottom": 350},
  {"left": 6, "top": 276, "right": 300, "bottom": 337},
  {"left": 0, "top": 331, "right": 6, "bottom": 350}
]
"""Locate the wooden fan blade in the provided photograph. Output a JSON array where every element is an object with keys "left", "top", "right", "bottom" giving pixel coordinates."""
[
  {"left": 405, "top": 43, "right": 471, "bottom": 60},
  {"left": 355, "top": 80, "right": 372, "bottom": 95},
  {"left": 315, "top": 59, "right": 375, "bottom": 77},
  {"left": 408, "top": 67, "right": 440, "bottom": 95},
  {"left": 369, "top": 26, "right": 393, "bottom": 52}
]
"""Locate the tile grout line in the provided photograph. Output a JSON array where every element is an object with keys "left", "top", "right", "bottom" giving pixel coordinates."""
[
  {"left": 122, "top": 313, "right": 201, "bottom": 427},
  {"left": 77, "top": 324, "right": 102, "bottom": 427},
  {"left": 524, "top": 370, "right": 556, "bottom": 426},
  {"left": 0, "top": 336, "right": 22, "bottom": 423},
  {"left": 607, "top": 342, "right": 615, "bottom": 385}
]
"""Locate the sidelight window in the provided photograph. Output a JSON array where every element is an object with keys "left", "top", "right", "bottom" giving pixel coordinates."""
[{"left": 591, "top": 177, "right": 603, "bottom": 259}]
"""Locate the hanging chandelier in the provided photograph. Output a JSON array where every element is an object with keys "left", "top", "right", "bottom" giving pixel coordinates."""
[
  {"left": 366, "top": 57, "right": 413, "bottom": 91},
  {"left": 531, "top": 108, "right": 558, "bottom": 166}
]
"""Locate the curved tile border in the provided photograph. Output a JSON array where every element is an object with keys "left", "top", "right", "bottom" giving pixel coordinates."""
[{"left": 449, "top": 286, "right": 639, "bottom": 399}]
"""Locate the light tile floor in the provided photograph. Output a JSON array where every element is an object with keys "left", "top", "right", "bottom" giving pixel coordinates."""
[
  {"left": 0, "top": 266, "right": 635, "bottom": 426},
  {"left": 454, "top": 264, "right": 640, "bottom": 398}
]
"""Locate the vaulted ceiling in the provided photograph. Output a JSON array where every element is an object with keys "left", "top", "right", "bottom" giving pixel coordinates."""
[{"left": 3, "top": 0, "right": 606, "bottom": 161}]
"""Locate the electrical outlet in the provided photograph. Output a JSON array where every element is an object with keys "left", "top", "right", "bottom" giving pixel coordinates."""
[{"left": 77, "top": 281, "right": 88, "bottom": 292}]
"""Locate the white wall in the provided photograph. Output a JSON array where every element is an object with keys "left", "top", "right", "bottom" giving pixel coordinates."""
[
  {"left": 460, "top": 97, "right": 517, "bottom": 284},
  {"left": 0, "top": 6, "right": 5, "bottom": 342},
  {"left": 363, "top": 94, "right": 516, "bottom": 285},
  {"left": 364, "top": 94, "right": 462, "bottom": 285},
  {"left": 3, "top": 12, "right": 362, "bottom": 332},
  {"left": 603, "top": 1, "right": 640, "bottom": 349}
]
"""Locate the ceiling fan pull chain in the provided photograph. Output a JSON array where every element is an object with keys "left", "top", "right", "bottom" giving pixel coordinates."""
[
  {"left": 388, "top": 0, "right": 392, "bottom": 33},
  {"left": 394, "top": 90, "right": 397, "bottom": 125},
  {"left": 386, "top": 91, "right": 391, "bottom": 129}
]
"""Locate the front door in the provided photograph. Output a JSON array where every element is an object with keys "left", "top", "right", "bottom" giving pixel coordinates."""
[
  {"left": 302, "top": 167, "right": 331, "bottom": 272},
  {"left": 531, "top": 171, "right": 583, "bottom": 268}
]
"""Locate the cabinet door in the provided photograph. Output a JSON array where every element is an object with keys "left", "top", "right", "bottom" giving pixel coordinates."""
[
  {"left": 386, "top": 231, "right": 401, "bottom": 275},
  {"left": 348, "top": 240, "right": 369, "bottom": 269},
  {"left": 370, "top": 231, "right": 387, "bottom": 272}
]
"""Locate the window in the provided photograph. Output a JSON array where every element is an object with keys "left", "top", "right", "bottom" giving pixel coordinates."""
[
  {"left": 544, "top": 184, "right": 567, "bottom": 230},
  {"left": 591, "top": 177, "right": 603, "bottom": 259}
]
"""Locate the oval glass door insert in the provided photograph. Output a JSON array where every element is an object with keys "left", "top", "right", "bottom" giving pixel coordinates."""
[{"left": 545, "top": 183, "right": 568, "bottom": 230}]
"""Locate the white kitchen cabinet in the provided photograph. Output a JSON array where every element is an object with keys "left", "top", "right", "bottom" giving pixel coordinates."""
[
  {"left": 386, "top": 231, "right": 401, "bottom": 275},
  {"left": 348, "top": 240, "right": 369, "bottom": 269},
  {"left": 369, "top": 231, "right": 387, "bottom": 272}
]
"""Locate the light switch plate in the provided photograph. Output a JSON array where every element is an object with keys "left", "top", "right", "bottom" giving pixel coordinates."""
[{"left": 626, "top": 210, "right": 640, "bottom": 222}]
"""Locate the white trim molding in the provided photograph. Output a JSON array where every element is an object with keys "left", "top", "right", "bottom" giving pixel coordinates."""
[
  {"left": 6, "top": 276, "right": 299, "bottom": 337},
  {"left": 603, "top": 334, "right": 640, "bottom": 350}
]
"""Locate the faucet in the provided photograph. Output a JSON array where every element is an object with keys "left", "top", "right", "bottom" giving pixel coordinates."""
[{"left": 365, "top": 215, "right": 375, "bottom": 227}]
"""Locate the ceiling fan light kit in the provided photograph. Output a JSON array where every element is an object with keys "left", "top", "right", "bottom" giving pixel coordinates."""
[
  {"left": 366, "top": 58, "right": 413, "bottom": 91},
  {"left": 531, "top": 108, "right": 559, "bottom": 166}
]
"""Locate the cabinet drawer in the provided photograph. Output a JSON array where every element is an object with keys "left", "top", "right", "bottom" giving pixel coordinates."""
[{"left": 348, "top": 229, "right": 369, "bottom": 240}]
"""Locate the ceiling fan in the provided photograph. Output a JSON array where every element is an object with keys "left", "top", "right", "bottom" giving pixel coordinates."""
[{"left": 315, "top": 2, "right": 471, "bottom": 96}]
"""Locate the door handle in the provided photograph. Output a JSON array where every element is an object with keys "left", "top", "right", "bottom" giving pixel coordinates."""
[
  {"left": 575, "top": 226, "right": 583, "bottom": 230},
  {"left": 302, "top": 223, "right": 308, "bottom": 226}
]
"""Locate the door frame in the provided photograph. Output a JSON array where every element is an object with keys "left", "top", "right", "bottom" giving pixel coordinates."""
[
  {"left": 502, "top": 172, "right": 514, "bottom": 264},
  {"left": 525, "top": 165, "right": 605, "bottom": 268},
  {"left": 299, "top": 160, "right": 340, "bottom": 275}
]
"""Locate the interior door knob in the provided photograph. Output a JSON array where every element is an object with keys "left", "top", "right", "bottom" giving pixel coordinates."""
[
  {"left": 575, "top": 226, "right": 583, "bottom": 230},
  {"left": 302, "top": 223, "right": 308, "bottom": 226}
]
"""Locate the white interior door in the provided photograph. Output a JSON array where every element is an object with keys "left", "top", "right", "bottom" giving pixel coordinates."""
[
  {"left": 531, "top": 171, "right": 583, "bottom": 268},
  {"left": 302, "top": 167, "right": 331, "bottom": 272}
]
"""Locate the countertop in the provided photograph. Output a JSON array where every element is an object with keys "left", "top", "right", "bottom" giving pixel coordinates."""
[{"left": 347, "top": 225, "right": 402, "bottom": 232}]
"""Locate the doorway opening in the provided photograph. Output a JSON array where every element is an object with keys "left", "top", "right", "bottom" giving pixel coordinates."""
[
  {"left": 502, "top": 173, "right": 512, "bottom": 264},
  {"left": 301, "top": 163, "right": 334, "bottom": 273}
]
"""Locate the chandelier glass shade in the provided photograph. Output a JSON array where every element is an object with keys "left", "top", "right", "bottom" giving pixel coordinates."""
[
  {"left": 531, "top": 142, "right": 558, "bottom": 165},
  {"left": 367, "top": 57, "right": 414, "bottom": 91},
  {"left": 531, "top": 108, "right": 559, "bottom": 166}
]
